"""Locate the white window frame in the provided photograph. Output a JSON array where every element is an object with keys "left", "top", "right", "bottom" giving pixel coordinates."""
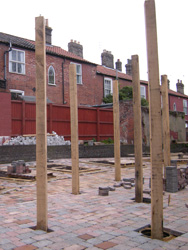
[
  {"left": 9, "top": 49, "right": 25, "bottom": 74},
  {"left": 70, "top": 62, "right": 82, "bottom": 84},
  {"left": 140, "top": 85, "right": 146, "bottom": 99},
  {"left": 104, "top": 78, "right": 113, "bottom": 97},
  {"left": 9, "top": 89, "right": 24, "bottom": 100},
  {"left": 173, "top": 102, "right": 177, "bottom": 111},
  {"left": 48, "top": 66, "right": 56, "bottom": 85},
  {"left": 183, "top": 99, "right": 187, "bottom": 115}
]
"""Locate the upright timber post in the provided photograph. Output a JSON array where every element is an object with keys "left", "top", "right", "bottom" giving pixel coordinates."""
[
  {"left": 35, "top": 16, "right": 48, "bottom": 231},
  {"left": 161, "top": 75, "right": 170, "bottom": 178},
  {"left": 132, "top": 55, "right": 143, "bottom": 203},
  {"left": 113, "top": 80, "right": 121, "bottom": 181},
  {"left": 145, "top": 0, "right": 163, "bottom": 239},
  {"left": 69, "top": 64, "right": 80, "bottom": 195}
]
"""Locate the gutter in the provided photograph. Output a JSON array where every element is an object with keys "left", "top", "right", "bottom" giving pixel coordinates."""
[{"left": 4, "top": 41, "right": 12, "bottom": 82}]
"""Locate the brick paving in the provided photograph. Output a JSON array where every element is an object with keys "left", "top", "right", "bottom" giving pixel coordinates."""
[{"left": 0, "top": 157, "right": 188, "bottom": 250}]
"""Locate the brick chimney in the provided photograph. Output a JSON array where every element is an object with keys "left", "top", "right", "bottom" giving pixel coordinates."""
[
  {"left": 68, "top": 40, "right": 83, "bottom": 58},
  {"left": 125, "top": 59, "right": 132, "bottom": 75},
  {"left": 176, "top": 79, "right": 184, "bottom": 94},
  {"left": 101, "top": 50, "right": 114, "bottom": 69},
  {"left": 45, "top": 19, "right": 52, "bottom": 45},
  {"left": 115, "top": 59, "right": 122, "bottom": 72}
]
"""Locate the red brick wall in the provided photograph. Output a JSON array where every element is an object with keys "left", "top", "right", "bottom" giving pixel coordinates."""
[
  {"left": 169, "top": 94, "right": 188, "bottom": 122},
  {"left": 1, "top": 44, "right": 149, "bottom": 106},
  {"left": 0, "top": 91, "right": 11, "bottom": 136},
  {"left": 120, "top": 100, "right": 134, "bottom": 144}
]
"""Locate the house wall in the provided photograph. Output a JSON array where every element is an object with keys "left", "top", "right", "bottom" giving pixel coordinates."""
[
  {"left": 169, "top": 95, "right": 188, "bottom": 122},
  {"left": 1, "top": 43, "right": 150, "bottom": 106},
  {"left": 119, "top": 100, "right": 186, "bottom": 145}
]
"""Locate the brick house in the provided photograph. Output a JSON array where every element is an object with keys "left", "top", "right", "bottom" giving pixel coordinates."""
[
  {"left": 0, "top": 21, "right": 188, "bottom": 141},
  {"left": 0, "top": 22, "right": 148, "bottom": 107}
]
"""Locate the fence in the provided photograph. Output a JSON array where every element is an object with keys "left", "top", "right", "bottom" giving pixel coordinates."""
[{"left": 11, "top": 101, "right": 114, "bottom": 141}]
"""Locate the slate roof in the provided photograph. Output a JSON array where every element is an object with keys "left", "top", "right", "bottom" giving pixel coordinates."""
[{"left": 0, "top": 32, "right": 94, "bottom": 64}]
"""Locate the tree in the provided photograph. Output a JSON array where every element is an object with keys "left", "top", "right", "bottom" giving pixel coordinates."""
[{"left": 103, "top": 86, "right": 148, "bottom": 106}]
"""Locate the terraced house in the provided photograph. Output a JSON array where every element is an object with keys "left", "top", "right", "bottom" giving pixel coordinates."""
[
  {"left": 0, "top": 21, "right": 188, "bottom": 141},
  {"left": 0, "top": 21, "right": 148, "bottom": 106}
]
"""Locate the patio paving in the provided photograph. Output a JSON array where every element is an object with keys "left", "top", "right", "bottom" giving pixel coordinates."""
[{"left": 0, "top": 157, "right": 188, "bottom": 250}]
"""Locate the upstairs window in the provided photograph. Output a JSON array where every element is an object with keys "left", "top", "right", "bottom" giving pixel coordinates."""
[
  {"left": 173, "top": 102, "right": 177, "bottom": 111},
  {"left": 104, "top": 78, "right": 112, "bottom": 97},
  {"left": 48, "top": 66, "right": 55, "bottom": 85},
  {"left": 140, "top": 85, "right": 146, "bottom": 99},
  {"left": 183, "top": 99, "right": 187, "bottom": 115},
  {"left": 70, "top": 63, "right": 82, "bottom": 84},
  {"left": 9, "top": 49, "right": 25, "bottom": 74}
]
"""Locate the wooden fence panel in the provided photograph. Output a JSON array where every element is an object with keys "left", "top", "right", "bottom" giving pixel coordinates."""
[{"left": 11, "top": 101, "right": 113, "bottom": 141}]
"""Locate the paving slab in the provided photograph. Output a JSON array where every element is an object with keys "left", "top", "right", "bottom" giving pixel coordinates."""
[{"left": 0, "top": 157, "right": 188, "bottom": 250}]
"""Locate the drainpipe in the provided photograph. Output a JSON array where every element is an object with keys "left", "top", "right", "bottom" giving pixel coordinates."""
[
  {"left": 4, "top": 42, "right": 12, "bottom": 82},
  {"left": 62, "top": 58, "right": 66, "bottom": 104}
]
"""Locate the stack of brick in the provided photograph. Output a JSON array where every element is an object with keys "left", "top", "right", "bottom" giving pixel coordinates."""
[{"left": 7, "top": 160, "right": 31, "bottom": 174}]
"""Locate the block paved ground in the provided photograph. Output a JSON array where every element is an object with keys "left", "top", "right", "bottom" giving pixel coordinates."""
[{"left": 0, "top": 156, "right": 188, "bottom": 250}]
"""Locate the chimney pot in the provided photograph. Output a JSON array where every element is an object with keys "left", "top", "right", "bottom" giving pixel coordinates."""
[
  {"left": 68, "top": 40, "right": 83, "bottom": 58},
  {"left": 176, "top": 79, "right": 184, "bottom": 94},
  {"left": 45, "top": 19, "right": 52, "bottom": 45},
  {"left": 101, "top": 50, "right": 114, "bottom": 69},
  {"left": 115, "top": 59, "right": 122, "bottom": 72},
  {"left": 125, "top": 59, "right": 132, "bottom": 76}
]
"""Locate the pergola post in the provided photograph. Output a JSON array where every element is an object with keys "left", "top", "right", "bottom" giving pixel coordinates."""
[
  {"left": 145, "top": 0, "right": 163, "bottom": 239},
  {"left": 113, "top": 80, "right": 121, "bottom": 181},
  {"left": 69, "top": 64, "right": 80, "bottom": 195},
  {"left": 161, "top": 75, "right": 171, "bottom": 178},
  {"left": 35, "top": 16, "right": 48, "bottom": 231},
  {"left": 132, "top": 55, "right": 143, "bottom": 203}
]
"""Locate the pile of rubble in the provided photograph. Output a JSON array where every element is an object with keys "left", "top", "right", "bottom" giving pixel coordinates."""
[
  {"left": 178, "top": 167, "right": 188, "bottom": 190},
  {"left": 7, "top": 160, "right": 31, "bottom": 174},
  {"left": 3, "top": 131, "right": 71, "bottom": 146}
]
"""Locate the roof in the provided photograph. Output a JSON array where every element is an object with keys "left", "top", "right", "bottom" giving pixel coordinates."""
[
  {"left": 96, "top": 65, "right": 148, "bottom": 85},
  {"left": 0, "top": 32, "right": 95, "bottom": 64},
  {"left": 168, "top": 88, "right": 188, "bottom": 98}
]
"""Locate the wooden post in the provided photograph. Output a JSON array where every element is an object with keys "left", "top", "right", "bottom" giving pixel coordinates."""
[
  {"left": 145, "top": 0, "right": 163, "bottom": 239},
  {"left": 113, "top": 80, "right": 121, "bottom": 181},
  {"left": 35, "top": 16, "right": 48, "bottom": 231},
  {"left": 132, "top": 55, "right": 143, "bottom": 203},
  {"left": 161, "top": 75, "right": 170, "bottom": 178},
  {"left": 69, "top": 64, "right": 80, "bottom": 195}
]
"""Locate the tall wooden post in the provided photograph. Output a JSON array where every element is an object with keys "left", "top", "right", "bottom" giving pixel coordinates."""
[
  {"left": 145, "top": 0, "right": 163, "bottom": 239},
  {"left": 132, "top": 55, "right": 143, "bottom": 203},
  {"left": 161, "top": 75, "right": 170, "bottom": 178},
  {"left": 35, "top": 16, "right": 48, "bottom": 231},
  {"left": 113, "top": 80, "right": 121, "bottom": 181},
  {"left": 69, "top": 64, "right": 80, "bottom": 195}
]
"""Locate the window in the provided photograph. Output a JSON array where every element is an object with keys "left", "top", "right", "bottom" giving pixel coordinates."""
[
  {"left": 9, "top": 49, "right": 25, "bottom": 74},
  {"left": 183, "top": 99, "right": 187, "bottom": 115},
  {"left": 104, "top": 78, "right": 113, "bottom": 97},
  {"left": 48, "top": 66, "right": 55, "bottom": 85},
  {"left": 9, "top": 89, "right": 24, "bottom": 100},
  {"left": 70, "top": 63, "right": 82, "bottom": 84},
  {"left": 140, "top": 85, "right": 146, "bottom": 99},
  {"left": 173, "top": 102, "right": 177, "bottom": 111}
]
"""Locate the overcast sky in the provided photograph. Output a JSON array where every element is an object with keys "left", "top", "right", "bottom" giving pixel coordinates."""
[{"left": 1, "top": 0, "right": 187, "bottom": 94}]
